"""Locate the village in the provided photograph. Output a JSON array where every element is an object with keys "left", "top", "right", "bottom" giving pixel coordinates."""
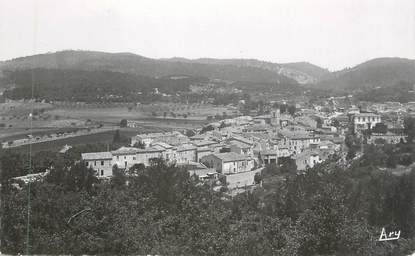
[
  {"left": 77, "top": 97, "right": 414, "bottom": 194},
  {"left": 2, "top": 0, "right": 415, "bottom": 254}
]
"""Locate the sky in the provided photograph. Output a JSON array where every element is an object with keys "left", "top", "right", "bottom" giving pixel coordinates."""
[{"left": 0, "top": 0, "right": 414, "bottom": 71}]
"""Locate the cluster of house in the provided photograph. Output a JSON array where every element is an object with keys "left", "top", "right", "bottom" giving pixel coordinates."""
[
  {"left": 82, "top": 131, "right": 261, "bottom": 189},
  {"left": 81, "top": 108, "right": 346, "bottom": 190},
  {"left": 307, "top": 99, "right": 407, "bottom": 144},
  {"left": 80, "top": 100, "right": 410, "bottom": 191}
]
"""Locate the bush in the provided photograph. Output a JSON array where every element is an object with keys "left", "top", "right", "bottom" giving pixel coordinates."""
[{"left": 120, "top": 119, "right": 128, "bottom": 127}]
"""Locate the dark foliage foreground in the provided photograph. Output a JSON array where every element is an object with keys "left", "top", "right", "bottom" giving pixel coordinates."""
[{"left": 1, "top": 150, "right": 415, "bottom": 255}]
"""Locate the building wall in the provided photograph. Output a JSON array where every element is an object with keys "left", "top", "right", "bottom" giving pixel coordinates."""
[
  {"left": 160, "top": 148, "right": 174, "bottom": 161},
  {"left": 85, "top": 159, "right": 113, "bottom": 177},
  {"left": 277, "top": 147, "right": 291, "bottom": 157},
  {"left": 222, "top": 159, "right": 254, "bottom": 174},
  {"left": 367, "top": 134, "right": 405, "bottom": 144},
  {"left": 353, "top": 115, "right": 381, "bottom": 131},
  {"left": 225, "top": 168, "right": 262, "bottom": 189},
  {"left": 230, "top": 144, "right": 252, "bottom": 156},
  {"left": 201, "top": 155, "right": 223, "bottom": 172},
  {"left": 201, "top": 155, "right": 254, "bottom": 174},
  {"left": 196, "top": 149, "right": 213, "bottom": 162},
  {"left": 175, "top": 149, "right": 197, "bottom": 163},
  {"left": 113, "top": 151, "right": 163, "bottom": 169},
  {"left": 262, "top": 154, "right": 278, "bottom": 164},
  {"left": 295, "top": 154, "right": 321, "bottom": 171},
  {"left": 283, "top": 137, "right": 320, "bottom": 155}
]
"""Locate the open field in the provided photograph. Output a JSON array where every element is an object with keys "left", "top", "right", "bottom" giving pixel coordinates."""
[
  {"left": 6, "top": 126, "right": 172, "bottom": 153},
  {"left": 1, "top": 101, "right": 235, "bottom": 124},
  {"left": 0, "top": 100, "right": 234, "bottom": 147},
  {"left": 0, "top": 127, "right": 82, "bottom": 142},
  {"left": 6, "top": 130, "right": 117, "bottom": 153},
  {"left": 49, "top": 102, "right": 236, "bottom": 122},
  {"left": 0, "top": 101, "right": 53, "bottom": 116}
]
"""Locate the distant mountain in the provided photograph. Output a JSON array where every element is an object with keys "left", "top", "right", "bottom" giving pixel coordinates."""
[
  {"left": 5, "top": 51, "right": 411, "bottom": 94},
  {"left": 316, "top": 57, "right": 415, "bottom": 91},
  {"left": 2, "top": 68, "right": 206, "bottom": 102},
  {"left": 162, "top": 58, "right": 329, "bottom": 84},
  {"left": 0, "top": 50, "right": 297, "bottom": 84}
]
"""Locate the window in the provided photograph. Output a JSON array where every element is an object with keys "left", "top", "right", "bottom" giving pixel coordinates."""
[
  {"left": 86, "top": 162, "right": 89, "bottom": 166},
  {"left": 101, "top": 170, "right": 104, "bottom": 176},
  {"left": 101, "top": 161, "right": 104, "bottom": 166},
  {"left": 94, "top": 161, "right": 96, "bottom": 166},
  {"left": 117, "top": 156, "right": 119, "bottom": 160},
  {"left": 133, "top": 157, "right": 136, "bottom": 160}
]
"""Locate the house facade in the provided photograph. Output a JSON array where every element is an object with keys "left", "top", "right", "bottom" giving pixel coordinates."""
[
  {"left": 353, "top": 113, "right": 381, "bottom": 132},
  {"left": 258, "top": 150, "right": 278, "bottom": 165},
  {"left": 367, "top": 132, "right": 406, "bottom": 144},
  {"left": 82, "top": 152, "right": 113, "bottom": 177},
  {"left": 281, "top": 134, "right": 321, "bottom": 155},
  {"left": 293, "top": 150, "right": 322, "bottom": 171},
  {"left": 201, "top": 152, "right": 255, "bottom": 174}
]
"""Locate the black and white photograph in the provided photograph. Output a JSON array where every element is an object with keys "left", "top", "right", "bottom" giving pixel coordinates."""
[{"left": 0, "top": 0, "right": 415, "bottom": 255}]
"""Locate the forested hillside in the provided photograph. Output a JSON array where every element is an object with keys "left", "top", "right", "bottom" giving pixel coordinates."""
[
  {"left": 2, "top": 69, "right": 207, "bottom": 102},
  {"left": 317, "top": 58, "right": 415, "bottom": 91},
  {"left": 0, "top": 50, "right": 298, "bottom": 84}
]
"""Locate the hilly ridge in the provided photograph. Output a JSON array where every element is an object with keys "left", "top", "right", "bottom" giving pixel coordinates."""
[
  {"left": 316, "top": 57, "right": 415, "bottom": 91},
  {"left": 162, "top": 57, "right": 329, "bottom": 84},
  {"left": 2, "top": 68, "right": 207, "bottom": 102},
  {"left": 0, "top": 50, "right": 298, "bottom": 84},
  {"left": 1, "top": 51, "right": 414, "bottom": 98}
]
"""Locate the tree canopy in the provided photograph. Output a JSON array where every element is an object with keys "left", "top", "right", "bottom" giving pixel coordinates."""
[{"left": 1, "top": 144, "right": 415, "bottom": 255}]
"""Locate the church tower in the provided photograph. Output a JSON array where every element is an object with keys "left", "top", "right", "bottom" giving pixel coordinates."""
[{"left": 271, "top": 108, "right": 280, "bottom": 127}]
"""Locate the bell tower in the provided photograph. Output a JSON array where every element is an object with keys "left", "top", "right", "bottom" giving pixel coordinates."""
[{"left": 271, "top": 108, "right": 280, "bottom": 127}]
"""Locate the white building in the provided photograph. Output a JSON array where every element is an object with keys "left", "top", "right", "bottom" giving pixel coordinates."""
[
  {"left": 82, "top": 152, "right": 113, "bottom": 177},
  {"left": 293, "top": 150, "right": 322, "bottom": 171},
  {"left": 81, "top": 141, "right": 199, "bottom": 177},
  {"left": 131, "top": 131, "right": 189, "bottom": 147},
  {"left": 367, "top": 132, "right": 406, "bottom": 145},
  {"left": 281, "top": 133, "right": 321, "bottom": 155},
  {"left": 201, "top": 152, "right": 255, "bottom": 174},
  {"left": 111, "top": 147, "right": 164, "bottom": 169},
  {"left": 353, "top": 113, "right": 381, "bottom": 132}
]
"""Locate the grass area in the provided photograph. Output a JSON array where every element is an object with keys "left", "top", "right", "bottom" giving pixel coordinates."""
[
  {"left": 1, "top": 100, "right": 231, "bottom": 127},
  {"left": 0, "top": 127, "right": 82, "bottom": 142},
  {"left": 48, "top": 103, "right": 234, "bottom": 122},
  {"left": 0, "top": 101, "right": 214, "bottom": 152},
  {"left": 7, "top": 130, "right": 117, "bottom": 154},
  {"left": 6, "top": 125, "right": 172, "bottom": 154}
]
